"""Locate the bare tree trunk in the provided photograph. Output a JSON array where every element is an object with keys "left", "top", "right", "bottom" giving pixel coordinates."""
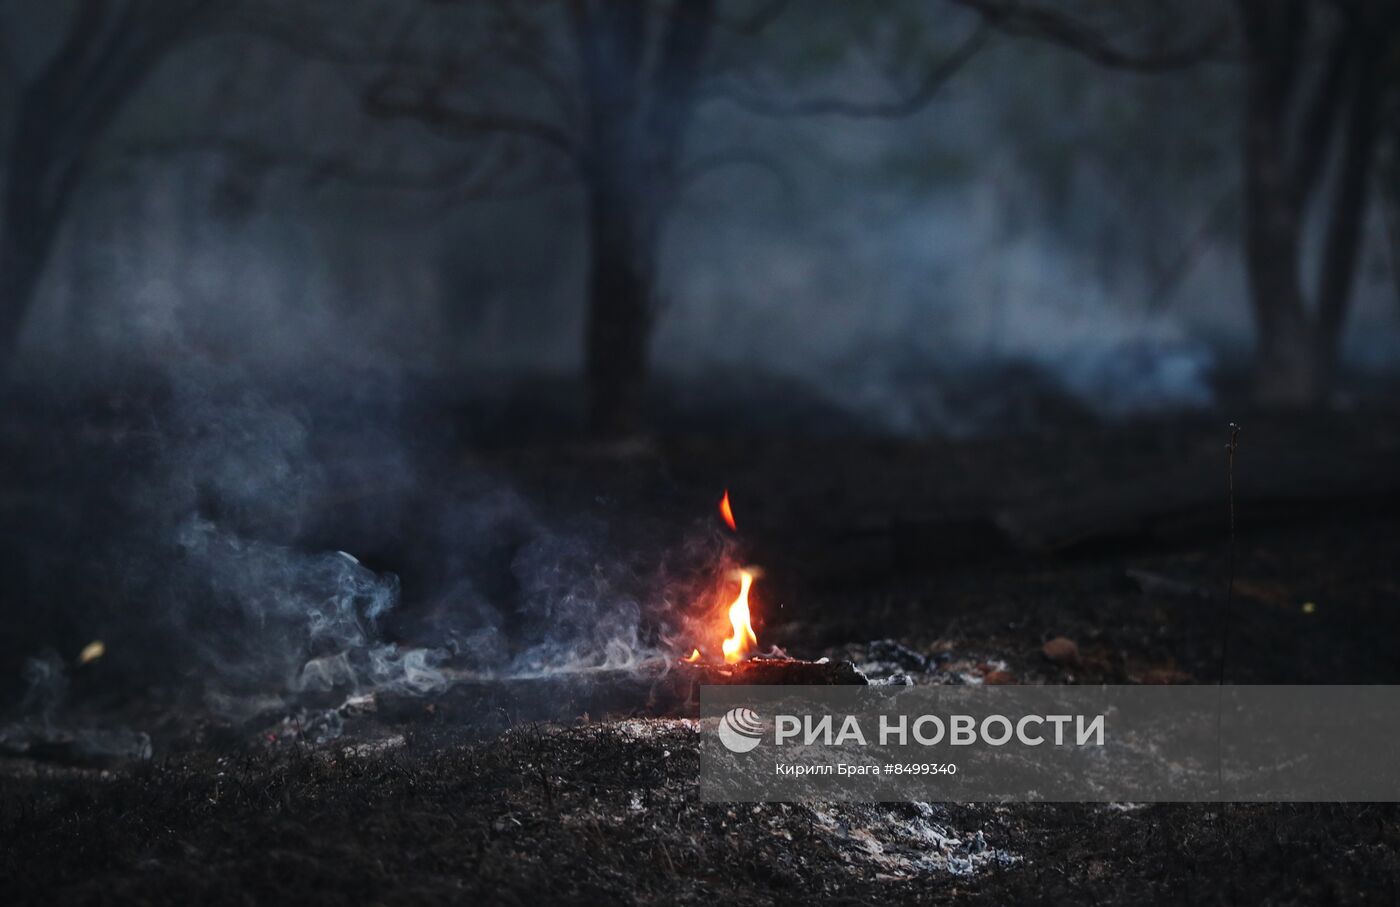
[
  {"left": 0, "top": 104, "right": 67, "bottom": 369},
  {"left": 0, "top": 239, "right": 51, "bottom": 365},
  {"left": 0, "top": 1, "right": 208, "bottom": 373},
  {"left": 583, "top": 180, "right": 657, "bottom": 436},
  {"left": 1238, "top": 3, "right": 1323, "bottom": 405},
  {"left": 1239, "top": 160, "right": 1321, "bottom": 405},
  {"left": 1314, "top": 38, "right": 1384, "bottom": 390},
  {"left": 1235, "top": 0, "right": 1393, "bottom": 406},
  {"left": 573, "top": 0, "right": 713, "bottom": 436}
]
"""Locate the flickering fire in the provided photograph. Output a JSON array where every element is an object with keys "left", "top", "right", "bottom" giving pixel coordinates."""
[
  {"left": 718, "top": 490, "right": 736, "bottom": 531},
  {"left": 721, "top": 569, "right": 758, "bottom": 663},
  {"left": 678, "top": 491, "right": 760, "bottom": 665}
]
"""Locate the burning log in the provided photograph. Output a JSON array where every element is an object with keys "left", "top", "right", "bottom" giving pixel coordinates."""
[
  {"left": 674, "top": 657, "right": 867, "bottom": 687},
  {"left": 647, "top": 656, "right": 866, "bottom": 720},
  {"left": 349, "top": 492, "right": 868, "bottom": 734}
]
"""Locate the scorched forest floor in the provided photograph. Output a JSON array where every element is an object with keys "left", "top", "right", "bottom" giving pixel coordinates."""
[{"left": 3, "top": 405, "right": 1400, "bottom": 904}]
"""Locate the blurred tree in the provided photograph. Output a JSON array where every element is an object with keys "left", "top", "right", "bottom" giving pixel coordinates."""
[
  {"left": 956, "top": 0, "right": 1400, "bottom": 404},
  {"left": 262, "top": 0, "right": 987, "bottom": 436},
  {"left": 1234, "top": 0, "right": 1400, "bottom": 403},
  {"left": 0, "top": 0, "right": 215, "bottom": 368}
]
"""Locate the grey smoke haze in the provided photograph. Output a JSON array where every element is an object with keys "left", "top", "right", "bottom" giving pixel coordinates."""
[
  {"left": 131, "top": 367, "right": 726, "bottom": 702},
  {"left": 3, "top": 355, "right": 740, "bottom": 729},
  {"left": 17, "top": 29, "right": 1399, "bottom": 436},
  {"left": 4, "top": 1, "right": 1400, "bottom": 725}
]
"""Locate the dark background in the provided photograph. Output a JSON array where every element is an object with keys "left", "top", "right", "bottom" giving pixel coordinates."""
[
  {"left": 2, "top": 0, "right": 1400, "bottom": 782},
  {"left": 4, "top": 3, "right": 1400, "bottom": 904}
]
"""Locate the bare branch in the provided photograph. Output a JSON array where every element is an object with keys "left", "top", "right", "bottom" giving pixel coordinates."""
[
  {"left": 25, "top": 0, "right": 220, "bottom": 219},
  {"left": 211, "top": 4, "right": 437, "bottom": 69},
  {"left": 706, "top": 22, "right": 989, "bottom": 118},
  {"left": 484, "top": 3, "right": 580, "bottom": 128},
  {"left": 109, "top": 133, "right": 526, "bottom": 196},
  {"left": 643, "top": 0, "right": 716, "bottom": 170},
  {"left": 714, "top": 0, "right": 791, "bottom": 36},
  {"left": 678, "top": 147, "right": 794, "bottom": 196},
  {"left": 951, "top": 0, "right": 1229, "bottom": 72},
  {"left": 361, "top": 75, "right": 578, "bottom": 159},
  {"left": 35, "top": 0, "right": 111, "bottom": 114},
  {"left": 1292, "top": 28, "right": 1354, "bottom": 204},
  {"left": 1146, "top": 191, "right": 1235, "bottom": 313},
  {"left": 75, "top": 1, "right": 221, "bottom": 134}
]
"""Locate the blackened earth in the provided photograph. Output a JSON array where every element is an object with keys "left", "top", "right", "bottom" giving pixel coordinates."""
[{"left": 4, "top": 407, "right": 1400, "bottom": 904}]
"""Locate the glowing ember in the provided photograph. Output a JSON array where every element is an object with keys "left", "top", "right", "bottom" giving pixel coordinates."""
[
  {"left": 78, "top": 640, "right": 105, "bottom": 665},
  {"left": 721, "top": 569, "right": 758, "bottom": 663},
  {"left": 718, "top": 490, "right": 737, "bottom": 531},
  {"left": 684, "top": 648, "right": 702, "bottom": 663}
]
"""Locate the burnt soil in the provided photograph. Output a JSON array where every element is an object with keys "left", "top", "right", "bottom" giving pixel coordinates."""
[{"left": 4, "top": 408, "right": 1400, "bottom": 904}]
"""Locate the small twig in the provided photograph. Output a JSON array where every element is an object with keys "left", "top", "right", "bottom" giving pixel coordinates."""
[
  {"left": 704, "top": 21, "right": 989, "bottom": 119},
  {"left": 538, "top": 763, "right": 554, "bottom": 808},
  {"left": 1215, "top": 422, "right": 1240, "bottom": 796},
  {"left": 1219, "top": 422, "right": 1240, "bottom": 683},
  {"left": 1146, "top": 192, "right": 1234, "bottom": 314}
]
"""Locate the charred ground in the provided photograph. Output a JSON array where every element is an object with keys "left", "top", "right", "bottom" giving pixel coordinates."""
[
  {"left": 5, "top": 725, "right": 1400, "bottom": 905},
  {"left": 3, "top": 405, "right": 1400, "bottom": 904}
]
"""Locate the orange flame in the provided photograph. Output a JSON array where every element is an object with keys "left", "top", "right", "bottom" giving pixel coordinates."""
[
  {"left": 718, "top": 490, "right": 736, "bottom": 531},
  {"left": 721, "top": 569, "right": 758, "bottom": 663},
  {"left": 683, "top": 648, "right": 702, "bottom": 663}
]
